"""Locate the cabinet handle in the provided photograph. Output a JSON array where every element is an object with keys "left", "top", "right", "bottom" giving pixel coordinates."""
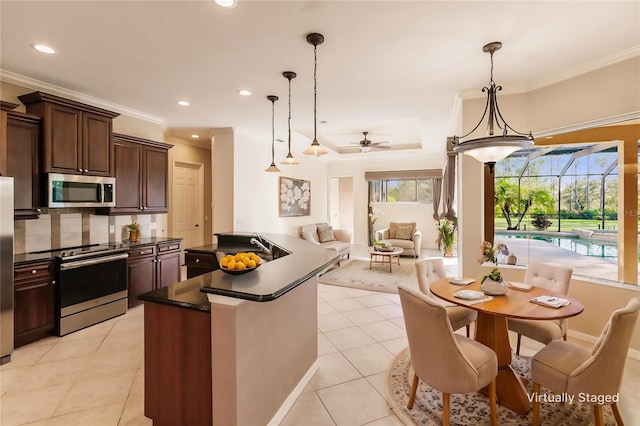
[
  {"left": 139, "top": 206, "right": 143, "bottom": 210},
  {"left": 31, "top": 269, "right": 37, "bottom": 274},
  {"left": 158, "top": 259, "right": 162, "bottom": 263},
  {"left": 52, "top": 280, "right": 56, "bottom": 285},
  {"left": 78, "top": 168, "right": 82, "bottom": 172},
  {"left": 140, "top": 251, "right": 146, "bottom": 254},
  {"left": 195, "top": 258, "right": 200, "bottom": 263},
  {"left": 169, "top": 246, "right": 176, "bottom": 250},
  {"left": 36, "top": 208, "right": 42, "bottom": 212},
  {"left": 83, "top": 169, "right": 88, "bottom": 172}
]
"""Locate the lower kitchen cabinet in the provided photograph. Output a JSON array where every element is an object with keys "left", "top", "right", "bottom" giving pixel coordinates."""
[
  {"left": 14, "top": 260, "right": 56, "bottom": 348},
  {"left": 185, "top": 251, "right": 218, "bottom": 279},
  {"left": 156, "top": 241, "right": 181, "bottom": 289},
  {"left": 127, "top": 240, "right": 182, "bottom": 307},
  {"left": 127, "top": 244, "right": 156, "bottom": 308}
]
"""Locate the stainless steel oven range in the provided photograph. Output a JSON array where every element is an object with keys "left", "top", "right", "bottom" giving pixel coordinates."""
[{"left": 38, "top": 244, "right": 129, "bottom": 336}]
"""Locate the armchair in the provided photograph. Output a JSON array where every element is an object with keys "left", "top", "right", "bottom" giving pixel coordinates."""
[{"left": 375, "top": 221, "right": 422, "bottom": 257}]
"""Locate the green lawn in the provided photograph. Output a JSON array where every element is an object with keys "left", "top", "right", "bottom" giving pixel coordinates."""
[{"left": 494, "top": 217, "right": 623, "bottom": 232}]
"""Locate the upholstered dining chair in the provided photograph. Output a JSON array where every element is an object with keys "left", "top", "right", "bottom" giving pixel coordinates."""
[
  {"left": 398, "top": 285, "right": 498, "bottom": 426},
  {"left": 507, "top": 262, "right": 573, "bottom": 355},
  {"left": 415, "top": 258, "right": 477, "bottom": 337},
  {"left": 531, "top": 297, "right": 640, "bottom": 426}
]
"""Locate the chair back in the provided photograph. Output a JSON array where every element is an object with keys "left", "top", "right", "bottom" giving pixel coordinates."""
[
  {"left": 415, "top": 258, "right": 447, "bottom": 296},
  {"left": 398, "top": 285, "right": 482, "bottom": 394},
  {"left": 524, "top": 262, "right": 573, "bottom": 293},
  {"left": 567, "top": 297, "right": 640, "bottom": 396}
]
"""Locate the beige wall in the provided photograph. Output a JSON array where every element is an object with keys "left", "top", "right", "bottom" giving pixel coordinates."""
[
  {"left": 458, "top": 58, "right": 640, "bottom": 350},
  {"left": 166, "top": 137, "right": 213, "bottom": 246},
  {"left": 212, "top": 128, "right": 234, "bottom": 235}
]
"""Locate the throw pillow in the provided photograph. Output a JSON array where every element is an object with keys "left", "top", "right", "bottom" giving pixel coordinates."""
[
  {"left": 301, "top": 230, "right": 320, "bottom": 245},
  {"left": 395, "top": 225, "right": 414, "bottom": 240},
  {"left": 389, "top": 222, "right": 416, "bottom": 239},
  {"left": 317, "top": 225, "right": 336, "bottom": 243}
]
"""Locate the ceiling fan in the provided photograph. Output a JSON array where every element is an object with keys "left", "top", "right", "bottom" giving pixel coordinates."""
[{"left": 351, "top": 131, "right": 391, "bottom": 152}]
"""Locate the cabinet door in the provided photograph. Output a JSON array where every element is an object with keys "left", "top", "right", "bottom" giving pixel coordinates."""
[
  {"left": 14, "top": 261, "right": 56, "bottom": 348},
  {"left": 127, "top": 256, "right": 156, "bottom": 308},
  {"left": 112, "top": 140, "right": 143, "bottom": 214},
  {"left": 83, "top": 112, "right": 112, "bottom": 176},
  {"left": 143, "top": 147, "right": 168, "bottom": 213},
  {"left": 6, "top": 114, "right": 41, "bottom": 218},
  {"left": 46, "top": 104, "right": 82, "bottom": 174},
  {"left": 0, "top": 111, "right": 7, "bottom": 176},
  {"left": 156, "top": 252, "right": 181, "bottom": 289}
]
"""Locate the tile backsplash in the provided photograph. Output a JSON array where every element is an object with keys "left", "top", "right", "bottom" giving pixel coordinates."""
[{"left": 14, "top": 210, "right": 168, "bottom": 254}]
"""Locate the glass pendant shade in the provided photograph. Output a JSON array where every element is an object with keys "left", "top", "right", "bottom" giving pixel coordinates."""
[
  {"left": 265, "top": 95, "right": 281, "bottom": 172},
  {"left": 452, "top": 41, "right": 534, "bottom": 165},
  {"left": 281, "top": 71, "right": 299, "bottom": 165},
  {"left": 303, "top": 33, "right": 328, "bottom": 156}
]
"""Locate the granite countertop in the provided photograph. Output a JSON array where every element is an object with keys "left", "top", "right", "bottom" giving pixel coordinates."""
[
  {"left": 14, "top": 236, "right": 183, "bottom": 266},
  {"left": 139, "top": 232, "right": 339, "bottom": 310}
]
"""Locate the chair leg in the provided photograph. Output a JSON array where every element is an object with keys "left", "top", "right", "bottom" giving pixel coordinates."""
[
  {"left": 594, "top": 405, "right": 605, "bottom": 426},
  {"left": 532, "top": 382, "right": 540, "bottom": 426},
  {"left": 407, "top": 374, "right": 419, "bottom": 409},
  {"left": 489, "top": 378, "right": 497, "bottom": 426},
  {"left": 442, "top": 393, "right": 450, "bottom": 426},
  {"left": 516, "top": 333, "right": 522, "bottom": 355},
  {"left": 611, "top": 402, "right": 625, "bottom": 426},
  {"left": 466, "top": 324, "right": 470, "bottom": 338}
]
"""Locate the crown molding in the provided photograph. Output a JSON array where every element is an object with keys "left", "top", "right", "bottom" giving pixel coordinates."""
[{"left": 0, "top": 69, "right": 166, "bottom": 126}]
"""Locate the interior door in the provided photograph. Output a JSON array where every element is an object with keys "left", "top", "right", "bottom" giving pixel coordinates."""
[{"left": 173, "top": 162, "right": 204, "bottom": 253}]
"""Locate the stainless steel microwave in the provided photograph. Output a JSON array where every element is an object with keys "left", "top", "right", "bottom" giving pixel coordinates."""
[{"left": 48, "top": 173, "right": 116, "bottom": 208}]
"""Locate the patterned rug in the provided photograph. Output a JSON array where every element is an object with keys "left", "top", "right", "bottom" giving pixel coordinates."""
[
  {"left": 317, "top": 259, "right": 419, "bottom": 294},
  {"left": 385, "top": 347, "right": 616, "bottom": 425}
]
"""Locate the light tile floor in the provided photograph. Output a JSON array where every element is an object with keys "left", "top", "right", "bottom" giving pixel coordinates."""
[{"left": 1, "top": 246, "right": 638, "bottom": 425}]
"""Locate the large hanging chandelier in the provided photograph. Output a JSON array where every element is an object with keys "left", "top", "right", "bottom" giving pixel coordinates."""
[
  {"left": 265, "top": 95, "right": 281, "bottom": 172},
  {"left": 303, "top": 32, "right": 328, "bottom": 156},
  {"left": 281, "top": 71, "right": 299, "bottom": 165},
  {"left": 452, "top": 41, "right": 534, "bottom": 169}
]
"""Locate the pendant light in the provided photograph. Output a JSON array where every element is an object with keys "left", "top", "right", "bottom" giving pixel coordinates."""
[
  {"left": 281, "top": 71, "right": 299, "bottom": 165},
  {"left": 452, "top": 41, "right": 534, "bottom": 170},
  {"left": 303, "top": 32, "right": 328, "bottom": 156},
  {"left": 265, "top": 95, "right": 281, "bottom": 172}
]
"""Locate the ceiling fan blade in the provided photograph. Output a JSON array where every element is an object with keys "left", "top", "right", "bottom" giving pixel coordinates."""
[
  {"left": 371, "top": 145, "right": 391, "bottom": 149},
  {"left": 369, "top": 141, "right": 390, "bottom": 146}
]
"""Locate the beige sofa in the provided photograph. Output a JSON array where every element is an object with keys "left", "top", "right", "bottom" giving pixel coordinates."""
[
  {"left": 299, "top": 223, "right": 352, "bottom": 259},
  {"left": 375, "top": 221, "right": 422, "bottom": 257}
]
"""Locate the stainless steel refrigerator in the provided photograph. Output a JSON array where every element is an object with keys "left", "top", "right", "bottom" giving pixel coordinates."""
[{"left": 0, "top": 177, "right": 14, "bottom": 364}]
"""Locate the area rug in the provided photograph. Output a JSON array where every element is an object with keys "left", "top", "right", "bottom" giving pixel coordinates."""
[
  {"left": 386, "top": 347, "right": 616, "bottom": 425},
  {"left": 317, "top": 259, "right": 419, "bottom": 294}
]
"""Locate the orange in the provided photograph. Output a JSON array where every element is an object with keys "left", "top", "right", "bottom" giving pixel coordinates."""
[
  {"left": 236, "top": 262, "right": 246, "bottom": 270},
  {"left": 220, "top": 258, "right": 229, "bottom": 267},
  {"left": 227, "top": 260, "right": 236, "bottom": 270}
]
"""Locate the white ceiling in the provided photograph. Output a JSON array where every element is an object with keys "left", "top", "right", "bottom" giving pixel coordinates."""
[{"left": 1, "top": 1, "right": 638, "bottom": 159}]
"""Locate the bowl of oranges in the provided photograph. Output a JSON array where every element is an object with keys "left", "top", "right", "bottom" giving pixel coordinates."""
[{"left": 218, "top": 251, "right": 262, "bottom": 275}]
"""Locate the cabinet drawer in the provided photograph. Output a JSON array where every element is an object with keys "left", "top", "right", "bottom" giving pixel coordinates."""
[
  {"left": 185, "top": 252, "right": 217, "bottom": 269},
  {"left": 14, "top": 261, "right": 53, "bottom": 283},
  {"left": 157, "top": 241, "right": 181, "bottom": 254},
  {"left": 128, "top": 244, "right": 156, "bottom": 259}
]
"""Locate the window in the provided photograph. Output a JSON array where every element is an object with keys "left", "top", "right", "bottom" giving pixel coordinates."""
[{"left": 370, "top": 179, "right": 432, "bottom": 203}]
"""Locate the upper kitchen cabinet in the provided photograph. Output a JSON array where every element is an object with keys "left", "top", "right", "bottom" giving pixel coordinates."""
[
  {"left": 97, "top": 133, "right": 172, "bottom": 215},
  {"left": 1, "top": 101, "right": 42, "bottom": 219},
  {"left": 17, "top": 91, "right": 119, "bottom": 177}
]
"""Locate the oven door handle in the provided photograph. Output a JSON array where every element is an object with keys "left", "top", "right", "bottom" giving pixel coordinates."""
[{"left": 60, "top": 253, "right": 130, "bottom": 270}]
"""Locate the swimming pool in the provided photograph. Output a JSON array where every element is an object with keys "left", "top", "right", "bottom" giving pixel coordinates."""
[{"left": 496, "top": 233, "right": 621, "bottom": 258}]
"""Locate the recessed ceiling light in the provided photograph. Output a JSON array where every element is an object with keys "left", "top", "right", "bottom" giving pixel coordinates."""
[
  {"left": 31, "top": 43, "right": 55, "bottom": 54},
  {"left": 191, "top": 134, "right": 199, "bottom": 139},
  {"left": 238, "top": 90, "right": 252, "bottom": 96},
  {"left": 178, "top": 100, "right": 190, "bottom": 106},
  {"left": 215, "top": 0, "right": 237, "bottom": 8}
]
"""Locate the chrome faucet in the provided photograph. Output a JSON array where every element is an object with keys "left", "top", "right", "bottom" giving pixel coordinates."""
[{"left": 250, "top": 237, "right": 271, "bottom": 255}]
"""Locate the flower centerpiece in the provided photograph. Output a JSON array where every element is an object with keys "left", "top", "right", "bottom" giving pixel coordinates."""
[
  {"left": 127, "top": 222, "right": 141, "bottom": 242},
  {"left": 480, "top": 267, "right": 508, "bottom": 295},
  {"left": 436, "top": 218, "right": 456, "bottom": 256}
]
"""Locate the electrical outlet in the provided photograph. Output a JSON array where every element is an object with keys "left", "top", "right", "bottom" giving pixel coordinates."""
[{"left": 109, "top": 225, "right": 115, "bottom": 233}]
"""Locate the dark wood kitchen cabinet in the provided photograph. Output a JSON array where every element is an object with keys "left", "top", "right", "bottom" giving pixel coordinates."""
[
  {"left": 5, "top": 110, "right": 42, "bottom": 219},
  {"left": 17, "top": 91, "right": 119, "bottom": 176},
  {"left": 98, "top": 134, "right": 172, "bottom": 215},
  {"left": 14, "top": 260, "right": 56, "bottom": 348},
  {"left": 185, "top": 251, "right": 219, "bottom": 278},
  {"left": 127, "top": 240, "right": 182, "bottom": 306},
  {"left": 126, "top": 244, "right": 157, "bottom": 308},
  {"left": 156, "top": 241, "right": 182, "bottom": 289}
]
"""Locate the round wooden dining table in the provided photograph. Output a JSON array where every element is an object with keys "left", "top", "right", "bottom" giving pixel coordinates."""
[{"left": 430, "top": 277, "right": 584, "bottom": 415}]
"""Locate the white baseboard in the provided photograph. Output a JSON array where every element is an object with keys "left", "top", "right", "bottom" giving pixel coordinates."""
[
  {"left": 268, "top": 359, "right": 320, "bottom": 425},
  {"left": 568, "top": 329, "right": 640, "bottom": 360}
]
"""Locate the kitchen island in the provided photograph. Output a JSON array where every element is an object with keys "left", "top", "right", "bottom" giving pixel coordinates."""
[{"left": 138, "top": 232, "right": 339, "bottom": 426}]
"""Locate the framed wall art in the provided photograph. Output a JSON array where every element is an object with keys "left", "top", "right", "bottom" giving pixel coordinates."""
[{"left": 279, "top": 176, "right": 310, "bottom": 217}]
